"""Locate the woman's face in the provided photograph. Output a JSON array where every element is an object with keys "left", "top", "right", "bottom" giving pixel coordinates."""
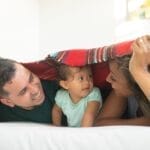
[{"left": 106, "top": 61, "right": 133, "bottom": 97}]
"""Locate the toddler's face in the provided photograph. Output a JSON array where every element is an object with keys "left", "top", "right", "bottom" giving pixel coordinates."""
[{"left": 65, "top": 66, "right": 93, "bottom": 102}]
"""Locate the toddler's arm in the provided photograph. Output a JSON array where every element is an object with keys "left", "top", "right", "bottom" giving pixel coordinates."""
[
  {"left": 81, "top": 101, "right": 100, "bottom": 127},
  {"left": 52, "top": 104, "right": 62, "bottom": 126}
]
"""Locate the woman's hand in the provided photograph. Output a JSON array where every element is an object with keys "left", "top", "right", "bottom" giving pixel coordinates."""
[
  {"left": 129, "top": 35, "right": 150, "bottom": 75},
  {"left": 129, "top": 35, "right": 150, "bottom": 102}
]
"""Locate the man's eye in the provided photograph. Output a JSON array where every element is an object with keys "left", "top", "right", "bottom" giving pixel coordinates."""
[
  {"left": 19, "top": 89, "right": 27, "bottom": 96},
  {"left": 29, "top": 74, "right": 34, "bottom": 82}
]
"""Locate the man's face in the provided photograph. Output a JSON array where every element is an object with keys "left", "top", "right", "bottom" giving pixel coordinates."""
[{"left": 2, "top": 63, "right": 45, "bottom": 110}]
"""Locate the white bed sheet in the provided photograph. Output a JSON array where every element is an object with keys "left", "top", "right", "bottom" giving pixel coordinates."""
[{"left": 0, "top": 122, "right": 149, "bottom": 150}]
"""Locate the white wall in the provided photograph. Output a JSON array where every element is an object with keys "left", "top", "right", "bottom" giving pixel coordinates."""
[
  {"left": 0, "top": 0, "right": 39, "bottom": 62},
  {"left": 114, "top": 0, "right": 150, "bottom": 42},
  {"left": 0, "top": 0, "right": 118, "bottom": 61},
  {"left": 115, "top": 19, "right": 150, "bottom": 42},
  {"left": 39, "top": 0, "right": 116, "bottom": 59}
]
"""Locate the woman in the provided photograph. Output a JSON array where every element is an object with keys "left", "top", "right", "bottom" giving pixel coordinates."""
[{"left": 95, "top": 52, "right": 150, "bottom": 126}]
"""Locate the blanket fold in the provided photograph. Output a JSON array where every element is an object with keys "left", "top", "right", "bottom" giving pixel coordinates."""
[{"left": 49, "top": 40, "right": 133, "bottom": 66}]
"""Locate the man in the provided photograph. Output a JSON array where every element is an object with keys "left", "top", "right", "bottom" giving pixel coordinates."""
[{"left": 0, "top": 57, "right": 66, "bottom": 124}]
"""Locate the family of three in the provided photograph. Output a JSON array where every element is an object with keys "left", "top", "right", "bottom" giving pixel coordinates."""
[{"left": 0, "top": 35, "right": 149, "bottom": 127}]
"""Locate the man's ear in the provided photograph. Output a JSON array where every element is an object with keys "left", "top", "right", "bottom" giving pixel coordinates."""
[
  {"left": 0, "top": 98, "right": 15, "bottom": 107},
  {"left": 59, "top": 80, "right": 68, "bottom": 90}
]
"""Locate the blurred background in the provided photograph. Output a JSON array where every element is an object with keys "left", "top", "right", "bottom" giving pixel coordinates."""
[{"left": 0, "top": 0, "right": 150, "bottom": 62}]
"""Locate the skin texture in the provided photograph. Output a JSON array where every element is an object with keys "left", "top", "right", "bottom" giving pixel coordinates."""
[{"left": 1, "top": 63, "right": 45, "bottom": 110}]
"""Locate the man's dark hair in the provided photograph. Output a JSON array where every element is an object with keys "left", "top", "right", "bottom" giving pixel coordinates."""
[{"left": 0, "top": 58, "right": 16, "bottom": 97}]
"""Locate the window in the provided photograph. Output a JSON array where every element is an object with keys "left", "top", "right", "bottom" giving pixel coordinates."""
[{"left": 127, "top": 0, "right": 150, "bottom": 20}]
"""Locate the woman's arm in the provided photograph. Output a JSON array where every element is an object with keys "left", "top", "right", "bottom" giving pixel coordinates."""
[
  {"left": 94, "top": 90, "right": 150, "bottom": 126},
  {"left": 95, "top": 116, "right": 150, "bottom": 126},
  {"left": 95, "top": 90, "right": 127, "bottom": 122},
  {"left": 129, "top": 35, "right": 150, "bottom": 102}
]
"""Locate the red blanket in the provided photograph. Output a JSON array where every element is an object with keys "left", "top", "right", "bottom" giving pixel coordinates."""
[
  {"left": 23, "top": 40, "right": 133, "bottom": 89},
  {"left": 51, "top": 40, "right": 133, "bottom": 66}
]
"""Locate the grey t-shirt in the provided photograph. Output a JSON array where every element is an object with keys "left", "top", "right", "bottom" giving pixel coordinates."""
[{"left": 127, "top": 96, "right": 139, "bottom": 118}]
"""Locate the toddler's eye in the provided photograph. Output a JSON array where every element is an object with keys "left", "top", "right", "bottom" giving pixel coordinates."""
[
  {"left": 78, "top": 76, "right": 84, "bottom": 81},
  {"left": 89, "top": 74, "right": 92, "bottom": 78}
]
